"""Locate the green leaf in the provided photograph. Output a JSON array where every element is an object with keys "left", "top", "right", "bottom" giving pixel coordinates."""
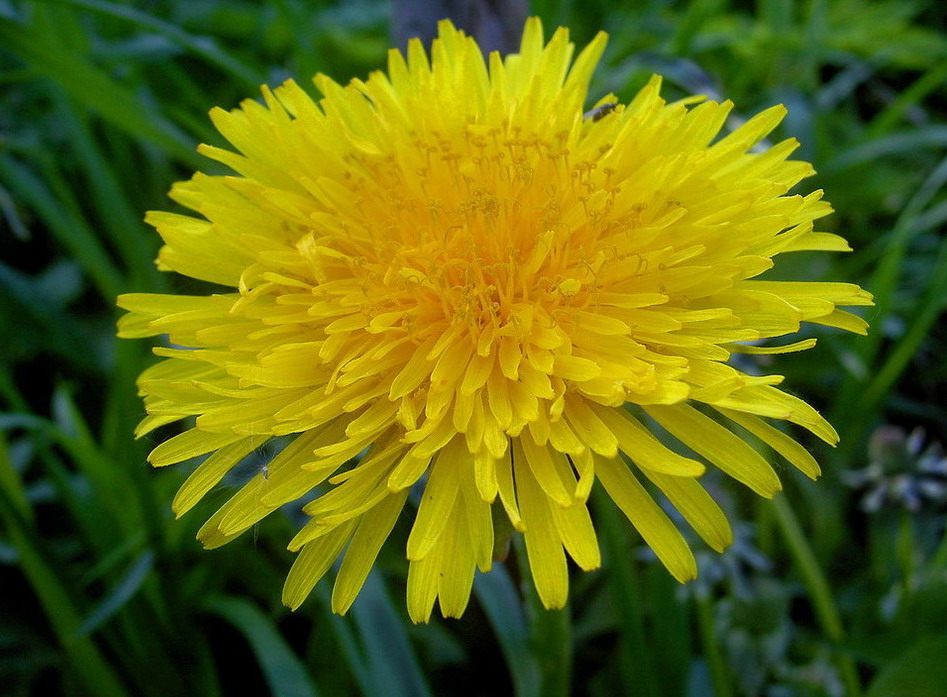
[
  {"left": 590, "top": 489, "right": 659, "bottom": 697},
  {"left": 0, "top": 434, "right": 32, "bottom": 523},
  {"left": 867, "top": 636, "right": 947, "bottom": 697},
  {"left": 0, "top": 260, "right": 104, "bottom": 372},
  {"left": 311, "top": 583, "right": 374, "bottom": 697},
  {"left": 0, "top": 18, "right": 202, "bottom": 168},
  {"left": 0, "top": 439, "right": 130, "bottom": 697},
  {"left": 0, "top": 413, "right": 50, "bottom": 433},
  {"left": 203, "top": 596, "right": 320, "bottom": 697},
  {"left": 39, "top": 0, "right": 264, "bottom": 89},
  {"left": 76, "top": 550, "right": 155, "bottom": 637},
  {"left": 824, "top": 127, "right": 947, "bottom": 175},
  {"left": 350, "top": 572, "right": 433, "bottom": 697},
  {"left": 512, "top": 535, "right": 573, "bottom": 697},
  {"left": 475, "top": 563, "right": 542, "bottom": 697},
  {"left": 0, "top": 155, "right": 124, "bottom": 302},
  {"left": 51, "top": 384, "right": 144, "bottom": 536},
  {"left": 47, "top": 88, "right": 164, "bottom": 290},
  {"left": 867, "top": 63, "right": 947, "bottom": 138}
]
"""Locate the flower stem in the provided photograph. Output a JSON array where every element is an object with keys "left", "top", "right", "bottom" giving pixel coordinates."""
[
  {"left": 514, "top": 537, "right": 573, "bottom": 697},
  {"left": 531, "top": 600, "right": 572, "bottom": 697},
  {"left": 771, "top": 495, "right": 861, "bottom": 696},
  {"left": 592, "top": 490, "right": 660, "bottom": 697},
  {"left": 695, "top": 591, "right": 734, "bottom": 697}
]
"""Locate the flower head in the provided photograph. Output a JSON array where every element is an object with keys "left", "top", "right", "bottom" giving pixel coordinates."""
[{"left": 118, "top": 18, "right": 871, "bottom": 622}]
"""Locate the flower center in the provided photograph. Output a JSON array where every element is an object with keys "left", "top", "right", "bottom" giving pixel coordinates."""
[{"left": 314, "top": 122, "right": 623, "bottom": 354}]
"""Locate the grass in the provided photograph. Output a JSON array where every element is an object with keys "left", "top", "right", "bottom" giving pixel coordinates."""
[{"left": 2, "top": 0, "right": 947, "bottom": 695}]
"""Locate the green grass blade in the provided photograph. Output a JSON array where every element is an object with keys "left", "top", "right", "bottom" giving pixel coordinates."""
[
  {"left": 203, "top": 596, "right": 321, "bottom": 697},
  {"left": 0, "top": 376, "right": 119, "bottom": 555},
  {"left": 591, "top": 488, "right": 659, "bottom": 697},
  {"left": 0, "top": 413, "right": 50, "bottom": 436},
  {"left": 0, "top": 181, "right": 31, "bottom": 239},
  {"left": 51, "top": 384, "right": 145, "bottom": 535},
  {"left": 0, "top": 19, "right": 202, "bottom": 168},
  {"left": 0, "top": 155, "right": 124, "bottom": 301},
  {"left": 801, "top": 0, "right": 828, "bottom": 92},
  {"left": 671, "top": 0, "right": 725, "bottom": 56},
  {"left": 38, "top": 0, "right": 264, "bottom": 89},
  {"left": 0, "top": 438, "right": 131, "bottom": 697},
  {"left": 860, "top": 155, "right": 947, "bottom": 361},
  {"left": 866, "top": 636, "right": 947, "bottom": 697},
  {"left": 350, "top": 572, "right": 433, "bottom": 697},
  {"left": 0, "top": 434, "right": 32, "bottom": 522},
  {"left": 858, "top": 232, "right": 947, "bottom": 426},
  {"left": 695, "top": 590, "right": 733, "bottom": 697},
  {"left": 48, "top": 88, "right": 163, "bottom": 290},
  {"left": 823, "top": 127, "right": 947, "bottom": 175},
  {"left": 475, "top": 563, "right": 543, "bottom": 697},
  {"left": 646, "top": 565, "right": 693, "bottom": 697},
  {"left": 311, "top": 583, "right": 374, "bottom": 697},
  {"left": 511, "top": 536, "right": 574, "bottom": 697},
  {"left": 100, "top": 338, "right": 153, "bottom": 461},
  {"left": 759, "top": 0, "right": 794, "bottom": 35},
  {"left": 527, "top": 587, "right": 571, "bottom": 697},
  {"left": 770, "top": 495, "right": 862, "bottom": 696},
  {"left": 76, "top": 550, "right": 155, "bottom": 637},
  {"left": 833, "top": 154, "right": 947, "bottom": 437},
  {"left": 867, "top": 62, "right": 947, "bottom": 139}
]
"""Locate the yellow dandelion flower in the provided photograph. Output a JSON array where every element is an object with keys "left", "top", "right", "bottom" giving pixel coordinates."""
[{"left": 117, "top": 18, "right": 872, "bottom": 623}]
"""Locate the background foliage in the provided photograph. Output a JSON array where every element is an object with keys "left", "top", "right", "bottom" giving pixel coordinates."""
[{"left": 2, "top": 0, "right": 947, "bottom": 695}]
